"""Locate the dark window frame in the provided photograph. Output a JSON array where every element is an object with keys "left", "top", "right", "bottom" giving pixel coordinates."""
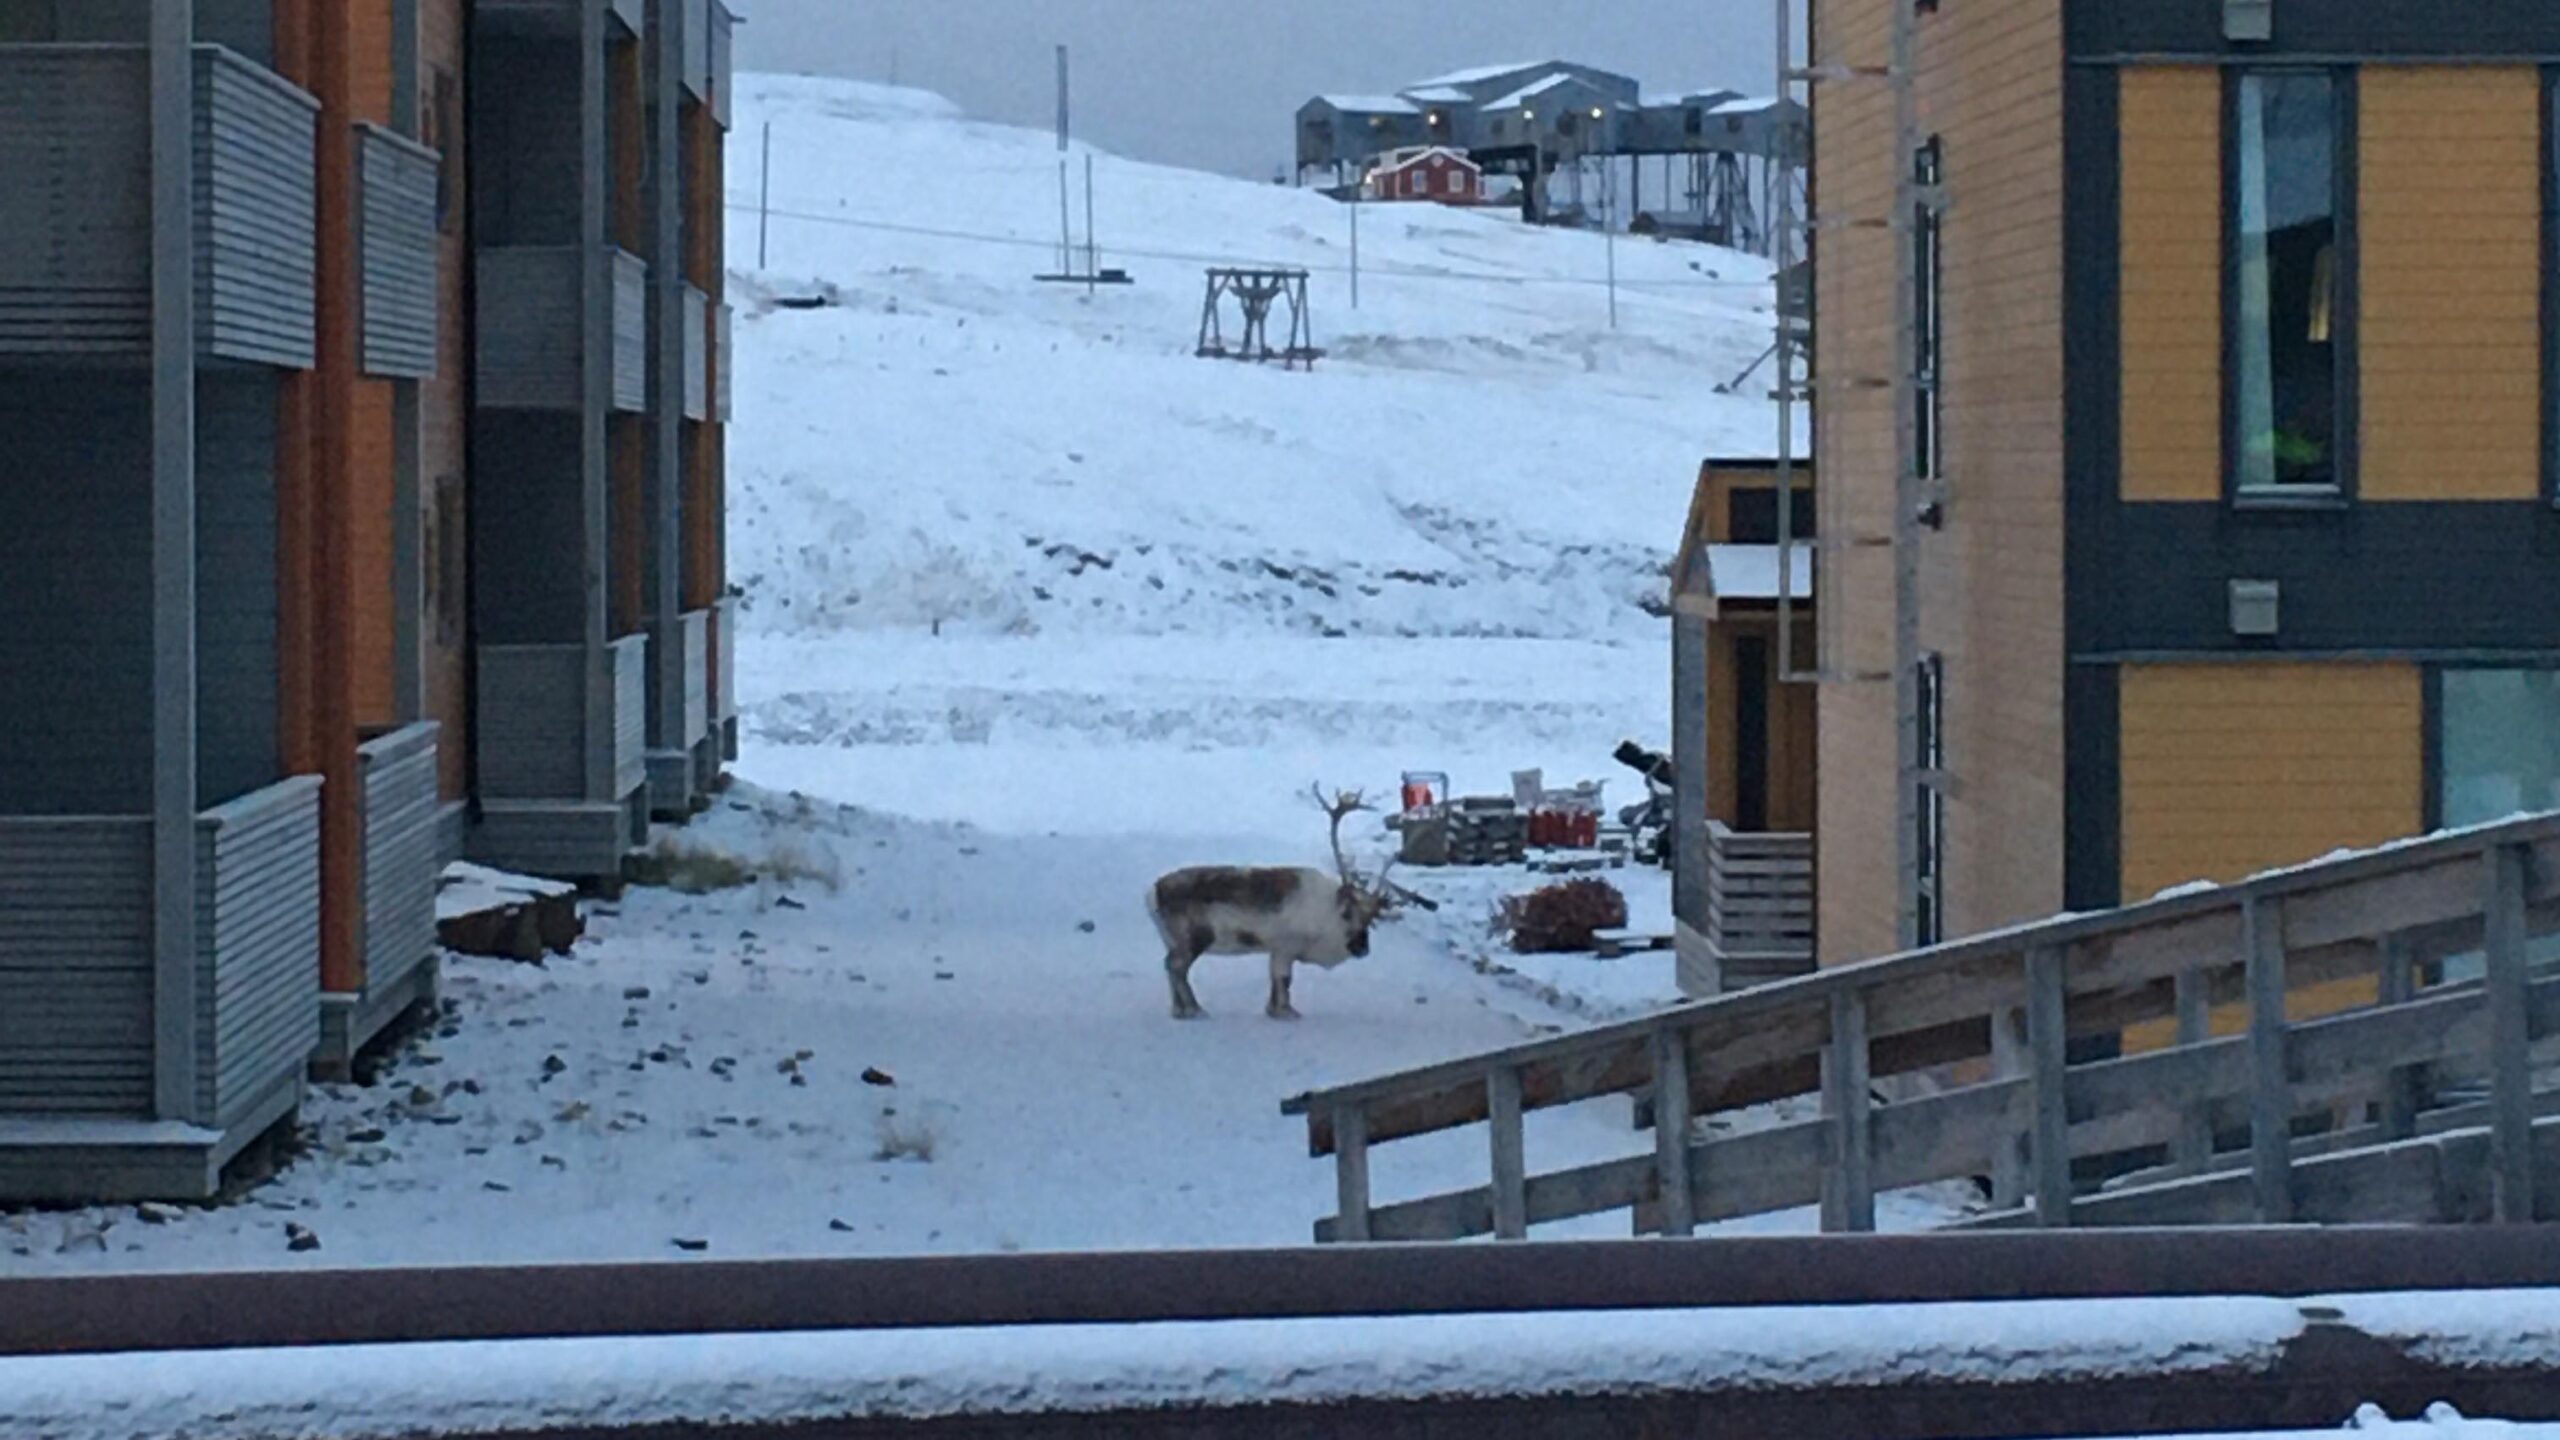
[
  {"left": 2221, "top": 65, "right": 2360, "bottom": 511},
  {"left": 2423, "top": 659, "right": 2560, "bottom": 833},
  {"left": 1915, "top": 650, "right": 1947, "bottom": 948},
  {"left": 2544, "top": 67, "right": 2558, "bottom": 508}
]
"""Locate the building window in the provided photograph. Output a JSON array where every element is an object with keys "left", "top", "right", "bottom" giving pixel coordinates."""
[
  {"left": 2228, "top": 70, "right": 2350, "bottom": 497},
  {"left": 2440, "top": 669, "right": 2560, "bottom": 830},
  {"left": 1916, "top": 651, "right": 1946, "bottom": 948},
  {"left": 1913, "top": 136, "right": 1944, "bottom": 490}
]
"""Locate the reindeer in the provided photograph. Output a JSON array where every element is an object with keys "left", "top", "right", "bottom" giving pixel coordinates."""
[{"left": 1146, "top": 785, "right": 1424, "bottom": 1020}]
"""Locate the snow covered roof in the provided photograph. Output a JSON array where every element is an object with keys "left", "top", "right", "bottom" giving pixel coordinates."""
[
  {"left": 1706, "top": 543, "right": 1815, "bottom": 601},
  {"left": 1402, "top": 85, "right": 1473, "bottom": 105},
  {"left": 1709, "top": 96, "right": 1783, "bottom": 116},
  {"left": 1374, "top": 146, "right": 1480, "bottom": 175},
  {"left": 1408, "top": 61, "right": 1549, "bottom": 90},
  {"left": 1318, "top": 94, "right": 1421, "bottom": 115},
  {"left": 1484, "top": 74, "right": 1584, "bottom": 112}
]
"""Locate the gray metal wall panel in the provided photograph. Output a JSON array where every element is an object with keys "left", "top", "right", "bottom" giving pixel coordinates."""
[
  {"left": 0, "top": 47, "right": 152, "bottom": 356},
  {"left": 611, "top": 633, "right": 648, "bottom": 796},
  {"left": 611, "top": 249, "right": 647, "bottom": 413},
  {"left": 359, "top": 124, "right": 441, "bottom": 379},
  {"left": 680, "top": 283, "right": 706, "bottom": 421},
  {"left": 714, "top": 594, "right": 738, "bottom": 722},
  {"left": 707, "top": 2, "right": 732, "bottom": 129},
  {"left": 1672, "top": 615, "right": 1709, "bottom": 931},
  {"left": 196, "top": 372, "right": 282, "bottom": 813},
  {"left": 469, "top": 412, "right": 588, "bottom": 642},
  {"left": 0, "top": 819, "right": 153, "bottom": 1116},
  {"left": 0, "top": 375, "right": 151, "bottom": 814},
  {"left": 192, "top": 0, "right": 271, "bottom": 64},
  {"left": 194, "top": 777, "right": 321, "bottom": 1127},
  {"left": 679, "top": 0, "right": 707, "bottom": 103},
  {"left": 678, "top": 609, "right": 708, "bottom": 745},
  {"left": 476, "top": 645, "right": 586, "bottom": 799},
  {"left": 194, "top": 46, "right": 317, "bottom": 368},
  {"left": 714, "top": 303, "right": 731, "bottom": 422},
  {"left": 358, "top": 723, "right": 441, "bottom": 996},
  {"left": 474, "top": 245, "right": 580, "bottom": 408},
  {"left": 469, "top": 39, "right": 581, "bottom": 246},
  {"left": 468, "top": 801, "right": 627, "bottom": 881}
]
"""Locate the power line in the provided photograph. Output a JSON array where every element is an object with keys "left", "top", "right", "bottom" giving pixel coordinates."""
[{"left": 723, "top": 195, "right": 1780, "bottom": 293}]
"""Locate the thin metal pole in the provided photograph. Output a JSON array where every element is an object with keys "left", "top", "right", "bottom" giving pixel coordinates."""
[
  {"left": 1773, "top": 0, "right": 1812, "bottom": 685},
  {"left": 1084, "top": 152, "right": 1097, "bottom": 297},
  {"left": 757, "top": 120, "right": 770, "bottom": 269},
  {"left": 1349, "top": 186, "right": 1360, "bottom": 310},
  {"left": 1055, "top": 45, "right": 1073, "bottom": 274},
  {"left": 1604, "top": 156, "right": 1618, "bottom": 329}
]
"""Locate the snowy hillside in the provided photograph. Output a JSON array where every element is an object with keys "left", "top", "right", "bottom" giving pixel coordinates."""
[{"left": 727, "top": 74, "right": 1789, "bottom": 645}]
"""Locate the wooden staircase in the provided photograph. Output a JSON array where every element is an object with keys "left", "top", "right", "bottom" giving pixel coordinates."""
[{"left": 1284, "top": 814, "right": 2560, "bottom": 1241}]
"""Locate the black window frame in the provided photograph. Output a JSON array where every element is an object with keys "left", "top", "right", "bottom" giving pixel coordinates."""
[
  {"left": 1915, "top": 650, "right": 1946, "bottom": 949},
  {"left": 2221, "top": 66, "right": 2360, "bottom": 511},
  {"left": 2544, "top": 67, "right": 2558, "bottom": 508},
  {"left": 1913, "top": 135, "right": 1945, "bottom": 495}
]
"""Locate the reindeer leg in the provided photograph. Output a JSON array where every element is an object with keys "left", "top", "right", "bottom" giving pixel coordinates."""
[
  {"left": 1265, "top": 953, "right": 1301, "bottom": 1021},
  {"left": 1166, "top": 935, "right": 1207, "bottom": 1020}
]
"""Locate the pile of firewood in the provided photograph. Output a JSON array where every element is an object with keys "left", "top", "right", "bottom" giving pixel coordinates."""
[{"left": 1504, "top": 877, "right": 1629, "bottom": 954}]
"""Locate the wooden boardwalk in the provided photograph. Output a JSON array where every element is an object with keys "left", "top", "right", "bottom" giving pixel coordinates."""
[{"left": 1285, "top": 813, "right": 2560, "bottom": 1241}]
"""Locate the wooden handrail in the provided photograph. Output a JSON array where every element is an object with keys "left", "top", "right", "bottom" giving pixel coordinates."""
[{"left": 1287, "top": 812, "right": 2560, "bottom": 1242}]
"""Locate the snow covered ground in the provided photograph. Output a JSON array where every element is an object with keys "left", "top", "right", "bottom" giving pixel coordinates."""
[{"left": 6, "top": 75, "right": 1940, "bottom": 1272}]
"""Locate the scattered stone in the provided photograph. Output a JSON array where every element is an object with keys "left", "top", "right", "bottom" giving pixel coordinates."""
[
  {"left": 349, "top": 1127, "right": 388, "bottom": 1145},
  {"left": 672, "top": 1237, "right": 709, "bottom": 1252},
  {"left": 1077, "top": 920, "right": 1097, "bottom": 934},
  {"left": 541, "top": 1054, "right": 567, "bottom": 1077},
  {"left": 428, "top": 1114, "right": 463, "bottom": 1127},
  {"left": 829, "top": 1218, "right": 855, "bottom": 1233},
  {"left": 136, "top": 1202, "right": 181, "bottom": 1225},
  {"left": 465, "top": 1146, "right": 490, "bottom": 1157},
  {"left": 515, "top": 1121, "right": 545, "bottom": 1145},
  {"left": 623, "top": 986, "right": 652, "bottom": 1001},
  {"left": 285, "top": 1223, "right": 320, "bottom": 1253},
  {"left": 775, "top": 895, "right": 807, "bottom": 911},
  {"left": 688, "top": 1126, "right": 719, "bottom": 1139},
  {"left": 623, "top": 1013, "right": 642, "bottom": 1029},
  {"left": 483, "top": 1181, "right": 512, "bottom": 1193},
  {"left": 540, "top": 1155, "right": 566, "bottom": 1170},
  {"left": 861, "top": 1067, "right": 895, "bottom": 1088},
  {"left": 555, "top": 1101, "right": 592, "bottom": 1123},
  {"left": 406, "top": 1086, "right": 439, "bottom": 1110},
  {"left": 933, "top": 971, "right": 955, "bottom": 982},
  {"left": 789, "top": 1073, "right": 808, "bottom": 1088}
]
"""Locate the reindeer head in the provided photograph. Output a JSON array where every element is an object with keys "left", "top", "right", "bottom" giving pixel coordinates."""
[{"left": 1310, "top": 784, "right": 1425, "bottom": 956}]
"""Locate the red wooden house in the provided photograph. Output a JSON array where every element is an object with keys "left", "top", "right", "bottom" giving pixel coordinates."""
[{"left": 1367, "top": 146, "right": 1483, "bottom": 203}]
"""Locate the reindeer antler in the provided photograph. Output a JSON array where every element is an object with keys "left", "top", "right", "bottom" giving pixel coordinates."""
[{"left": 1308, "top": 782, "right": 1374, "bottom": 885}]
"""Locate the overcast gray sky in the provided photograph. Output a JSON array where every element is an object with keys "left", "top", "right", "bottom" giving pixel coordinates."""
[{"left": 732, "top": 1, "right": 1786, "bottom": 179}]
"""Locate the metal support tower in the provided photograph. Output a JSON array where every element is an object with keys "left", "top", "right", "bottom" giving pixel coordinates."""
[{"left": 1770, "top": 0, "right": 1934, "bottom": 953}]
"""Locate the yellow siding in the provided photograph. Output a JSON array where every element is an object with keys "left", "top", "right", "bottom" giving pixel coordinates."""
[
  {"left": 2118, "top": 67, "right": 2222, "bottom": 502},
  {"left": 2118, "top": 663, "right": 2421, "bottom": 1051},
  {"left": 2358, "top": 67, "right": 2545, "bottom": 501}
]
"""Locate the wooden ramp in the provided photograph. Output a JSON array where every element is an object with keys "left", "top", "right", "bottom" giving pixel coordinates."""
[{"left": 1283, "top": 813, "right": 2560, "bottom": 1241}]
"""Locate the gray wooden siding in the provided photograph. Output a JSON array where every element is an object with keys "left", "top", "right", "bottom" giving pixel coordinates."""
[
  {"left": 0, "top": 819, "right": 153, "bottom": 1117},
  {"left": 474, "top": 245, "right": 580, "bottom": 409},
  {"left": 678, "top": 609, "right": 710, "bottom": 745},
  {"left": 359, "top": 123, "right": 440, "bottom": 379},
  {"left": 0, "top": 376, "right": 151, "bottom": 814},
  {"left": 470, "top": 801, "right": 628, "bottom": 881},
  {"left": 194, "top": 45, "right": 317, "bottom": 368},
  {"left": 0, "top": 44, "right": 314, "bottom": 365},
  {"left": 358, "top": 723, "right": 441, "bottom": 998},
  {"left": 714, "top": 594, "right": 739, "bottom": 722},
  {"left": 194, "top": 776, "right": 321, "bottom": 1127},
  {"left": 476, "top": 643, "right": 585, "bottom": 799},
  {"left": 612, "top": 248, "right": 647, "bottom": 413},
  {"left": 714, "top": 302, "right": 731, "bottom": 422},
  {"left": 708, "top": 2, "right": 733, "bottom": 129},
  {"left": 197, "top": 373, "right": 282, "bottom": 812},
  {"left": 612, "top": 633, "right": 649, "bottom": 797},
  {"left": 681, "top": 284, "right": 707, "bottom": 421}
]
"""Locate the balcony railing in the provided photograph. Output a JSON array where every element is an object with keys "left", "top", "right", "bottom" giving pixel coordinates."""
[
  {"left": 0, "top": 778, "right": 322, "bottom": 1129},
  {"left": 0, "top": 44, "right": 317, "bottom": 367},
  {"left": 475, "top": 245, "right": 646, "bottom": 412}
]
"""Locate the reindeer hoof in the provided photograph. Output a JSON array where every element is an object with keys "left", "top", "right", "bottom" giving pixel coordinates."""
[
  {"left": 1266, "top": 1005, "right": 1302, "bottom": 1022},
  {"left": 1171, "top": 1001, "right": 1206, "bottom": 1020}
]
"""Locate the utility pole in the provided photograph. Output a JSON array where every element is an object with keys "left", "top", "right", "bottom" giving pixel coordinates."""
[
  {"left": 1349, "top": 181, "right": 1360, "bottom": 309},
  {"left": 1604, "top": 153, "right": 1618, "bottom": 329},
  {"left": 1084, "top": 152, "right": 1098, "bottom": 298},
  {"left": 1055, "top": 45, "right": 1074, "bottom": 275}
]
